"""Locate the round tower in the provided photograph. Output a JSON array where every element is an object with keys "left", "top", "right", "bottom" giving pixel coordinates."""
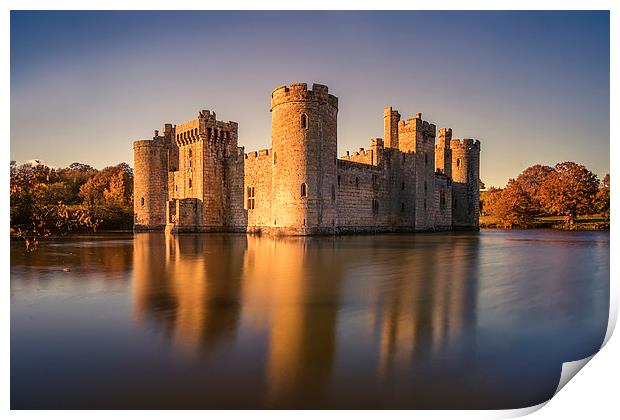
[
  {"left": 270, "top": 83, "right": 339, "bottom": 234},
  {"left": 133, "top": 138, "right": 168, "bottom": 230},
  {"left": 450, "top": 138, "right": 480, "bottom": 229}
]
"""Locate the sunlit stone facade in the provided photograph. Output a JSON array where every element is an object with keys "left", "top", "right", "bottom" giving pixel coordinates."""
[{"left": 133, "top": 83, "right": 481, "bottom": 234}]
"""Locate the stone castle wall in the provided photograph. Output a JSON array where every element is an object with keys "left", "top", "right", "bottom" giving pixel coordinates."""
[
  {"left": 244, "top": 149, "right": 274, "bottom": 230},
  {"left": 450, "top": 139, "right": 480, "bottom": 229},
  {"left": 270, "top": 83, "right": 339, "bottom": 234},
  {"left": 398, "top": 114, "right": 436, "bottom": 231},
  {"left": 133, "top": 82, "right": 481, "bottom": 235},
  {"left": 134, "top": 129, "right": 174, "bottom": 230},
  {"left": 336, "top": 160, "right": 387, "bottom": 230},
  {"left": 433, "top": 174, "right": 452, "bottom": 230}
]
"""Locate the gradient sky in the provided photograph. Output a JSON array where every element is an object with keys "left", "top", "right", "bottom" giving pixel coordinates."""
[{"left": 11, "top": 11, "right": 609, "bottom": 187}]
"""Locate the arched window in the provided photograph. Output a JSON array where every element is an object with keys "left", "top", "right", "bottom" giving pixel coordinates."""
[
  {"left": 355, "top": 177, "right": 359, "bottom": 188},
  {"left": 457, "top": 158, "right": 461, "bottom": 167},
  {"left": 189, "top": 178, "right": 192, "bottom": 189},
  {"left": 273, "top": 151, "right": 277, "bottom": 165},
  {"left": 372, "top": 199, "right": 379, "bottom": 215},
  {"left": 300, "top": 113, "right": 308, "bottom": 129},
  {"left": 331, "top": 185, "right": 336, "bottom": 202},
  {"left": 301, "top": 183, "right": 307, "bottom": 198},
  {"left": 189, "top": 149, "right": 192, "bottom": 158},
  {"left": 401, "top": 181, "right": 405, "bottom": 190},
  {"left": 424, "top": 181, "right": 427, "bottom": 193},
  {"left": 425, "top": 152, "right": 428, "bottom": 166},
  {"left": 141, "top": 197, "right": 144, "bottom": 207},
  {"left": 401, "top": 202, "right": 405, "bottom": 212}
]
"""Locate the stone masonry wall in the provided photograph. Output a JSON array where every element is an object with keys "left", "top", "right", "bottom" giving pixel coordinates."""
[
  {"left": 133, "top": 82, "right": 480, "bottom": 235},
  {"left": 433, "top": 174, "right": 452, "bottom": 230},
  {"left": 133, "top": 137, "right": 168, "bottom": 230},
  {"left": 450, "top": 139, "right": 480, "bottom": 229},
  {"left": 227, "top": 146, "right": 247, "bottom": 230},
  {"left": 244, "top": 149, "right": 274, "bottom": 230},
  {"left": 398, "top": 113, "right": 436, "bottom": 231},
  {"left": 270, "top": 83, "right": 339, "bottom": 234},
  {"left": 436, "top": 128, "right": 452, "bottom": 178},
  {"left": 336, "top": 160, "right": 388, "bottom": 230}
]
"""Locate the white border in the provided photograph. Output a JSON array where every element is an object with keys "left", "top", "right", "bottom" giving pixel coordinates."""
[{"left": 3, "top": 1, "right": 617, "bottom": 419}]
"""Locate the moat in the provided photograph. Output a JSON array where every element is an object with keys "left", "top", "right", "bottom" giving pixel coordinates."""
[{"left": 10, "top": 230, "right": 609, "bottom": 409}]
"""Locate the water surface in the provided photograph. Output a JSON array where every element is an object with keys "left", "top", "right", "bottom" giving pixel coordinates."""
[{"left": 10, "top": 230, "right": 609, "bottom": 409}]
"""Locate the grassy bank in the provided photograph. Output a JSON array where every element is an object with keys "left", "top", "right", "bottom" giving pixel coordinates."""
[{"left": 480, "top": 215, "right": 609, "bottom": 230}]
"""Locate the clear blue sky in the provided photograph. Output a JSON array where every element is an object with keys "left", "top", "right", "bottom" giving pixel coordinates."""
[{"left": 10, "top": 11, "right": 609, "bottom": 187}]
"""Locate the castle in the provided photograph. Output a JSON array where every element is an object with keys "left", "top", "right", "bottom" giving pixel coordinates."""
[{"left": 133, "top": 83, "right": 480, "bottom": 235}]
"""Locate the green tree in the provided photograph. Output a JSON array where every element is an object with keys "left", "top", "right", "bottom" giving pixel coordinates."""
[{"left": 56, "top": 162, "right": 97, "bottom": 203}]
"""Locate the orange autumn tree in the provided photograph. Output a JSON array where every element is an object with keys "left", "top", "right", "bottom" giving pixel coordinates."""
[
  {"left": 79, "top": 163, "right": 134, "bottom": 229},
  {"left": 539, "top": 161, "right": 599, "bottom": 229},
  {"left": 484, "top": 164, "right": 554, "bottom": 228},
  {"left": 595, "top": 173, "right": 610, "bottom": 226},
  {"left": 513, "top": 164, "right": 555, "bottom": 214},
  {"left": 10, "top": 161, "right": 99, "bottom": 251},
  {"left": 485, "top": 180, "right": 538, "bottom": 228}
]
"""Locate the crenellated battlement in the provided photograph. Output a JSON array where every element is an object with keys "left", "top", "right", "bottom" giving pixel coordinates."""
[
  {"left": 398, "top": 113, "right": 436, "bottom": 138},
  {"left": 134, "top": 81, "right": 481, "bottom": 235},
  {"left": 370, "top": 137, "right": 384, "bottom": 148},
  {"left": 450, "top": 138, "right": 481, "bottom": 150},
  {"left": 174, "top": 113, "right": 238, "bottom": 146},
  {"left": 198, "top": 109, "right": 217, "bottom": 121},
  {"left": 271, "top": 82, "right": 338, "bottom": 110},
  {"left": 244, "top": 148, "right": 272, "bottom": 161},
  {"left": 133, "top": 134, "right": 169, "bottom": 149},
  {"left": 439, "top": 127, "right": 452, "bottom": 138},
  {"left": 341, "top": 148, "right": 376, "bottom": 160}
]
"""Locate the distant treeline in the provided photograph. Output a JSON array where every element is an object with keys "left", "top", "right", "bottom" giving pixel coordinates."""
[
  {"left": 10, "top": 161, "right": 133, "bottom": 250},
  {"left": 481, "top": 161, "right": 609, "bottom": 230}
]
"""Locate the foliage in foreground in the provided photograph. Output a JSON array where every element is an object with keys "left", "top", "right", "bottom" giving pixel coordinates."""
[{"left": 10, "top": 161, "right": 134, "bottom": 251}]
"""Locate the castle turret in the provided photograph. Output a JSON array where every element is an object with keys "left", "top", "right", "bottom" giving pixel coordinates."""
[
  {"left": 133, "top": 134, "right": 169, "bottom": 231},
  {"left": 164, "top": 123, "right": 179, "bottom": 172},
  {"left": 436, "top": 128, "right": 452, "bottom": 178},
  {"left": 383, "top": 106, "right": 400, "bottom": 149},
  {"left": 270, "top": 83, "right": 339, "bottom": 233},
  {"left": 450, "top": 138, "right": 480, "bottom": 229},
  {"left": 397, "top": 113, "right": 436, "bottom": 231}
]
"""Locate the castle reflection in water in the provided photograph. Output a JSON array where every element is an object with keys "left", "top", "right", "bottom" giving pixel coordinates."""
[{"left": 132, "top": 232, "right": 479, "bottom": 407}]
